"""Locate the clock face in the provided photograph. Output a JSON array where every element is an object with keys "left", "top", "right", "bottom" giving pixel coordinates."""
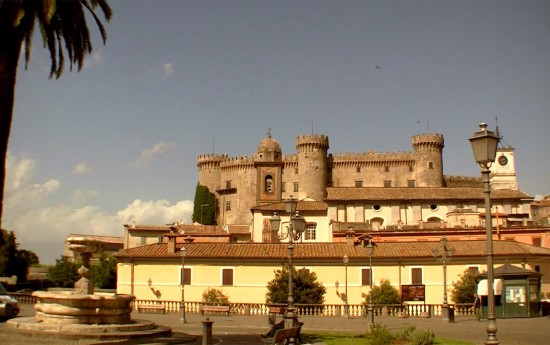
[{"left": 498, "top": 155, "right": 508, "bottom": 166}]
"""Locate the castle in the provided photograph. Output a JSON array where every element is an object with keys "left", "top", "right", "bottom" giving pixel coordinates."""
[{"left": 197, "top": 132, "right": 521, "bottom": 228}]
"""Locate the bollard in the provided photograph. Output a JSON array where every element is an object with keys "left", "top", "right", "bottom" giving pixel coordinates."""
[{"left": 202, "top": 317, "right": 214, "bottom": 345}]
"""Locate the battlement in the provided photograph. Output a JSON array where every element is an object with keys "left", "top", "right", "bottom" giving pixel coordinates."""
[
  {"left": 295, "top": 134, "right": 330, "bottom": 148},
  {"left": 220, "top": 155, "right": 255, "bottom": 168},
  {"left": 197, "top": 153, "right": 228, "bottom": 163},
  {"left": 330, "top": 151, "right": 415, "bottom": 162},
  {"left": 411, "top": 133, "right": 444, "bottom": 147}
]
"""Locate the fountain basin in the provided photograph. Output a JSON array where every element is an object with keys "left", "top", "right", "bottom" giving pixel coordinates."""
[{"left": 32, "top": 291, "right": 135, "bottom": 324}]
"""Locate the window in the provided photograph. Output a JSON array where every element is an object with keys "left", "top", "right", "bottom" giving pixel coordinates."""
[
  {"left": 281, "top": 182, "right": 286, "bottom": 192},
  {"left": 355, "top": 180, "right": 363, "bottom": 187},
  {"left": 225, "top": 180, "right": 232, "bottom": 189},
  {"left": 140, "top": 236, "right": 147, "bottom": 245},
  {"left": 222, "top": 268, "right": 234, "bottom": 286},
  {"left": 411, "top": 267, "right": 423, "bottom": 284},
  {"left": 180, "top": 267, "right": 191, "bottom": 285},
  {"left": 295, "top": 168, "right": 298, "bottom": 174},
  {"left": 384, "top": 180, "right": 391, "bottom": 188},
  {"left": 384, "top": 166, "right": 390, "bottom": 172},
  {"left": 428, "top": 162, "right": 434, "bottom": 169},
  {"left": 407, "top": 180, "right": 416, "bottom": 187},
  {"left": 409, "top": 166, "right": 414, "bottom": 172},
  {"left": 305, "top": 223, "right": 317, "bottom": 240},
  {"left": 372, "top": 204, "right": 381, "bottom": 212},
  {"left": 532, "top": 237, "right": 542, "bottom": 247},
  {"left": 361, "top": 268, "right": 372, "bottom": 286},
  {"left": 225, "top": 201, "right": 231, "bottom": 211},
  {"left": 356, "top": 166, "right": 361, "bottom": 173},
  {"left": 534, "top": 265, "right": 541, "bottom": 273},
  {"left": 293, "top": 182, "right": 299, "bottom": 193},
  {"left": 265, "top": 175, "right": 273, "bottom": 192},
  {"left": 429, "top": 204, "right": 438, "bottom": 211}
]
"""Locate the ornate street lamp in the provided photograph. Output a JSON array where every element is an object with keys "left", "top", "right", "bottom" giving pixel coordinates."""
[
  {"left": 366, "top": 239, "right": 375, "bottom": 325},
  {"left": 270, "top": 197, "right": 306, "bottom": 344},
  {"left": 469, "top": 122, "right": 500, "bottom": 345},
  {"left": 343, "top": 254, "right": 349, "bottom": 318},
  {"left": 432, "top": 236, "right": 455, "bottom": 322},
  {"left": 179, "top": 246, "right": 187, "bottom": 324}
]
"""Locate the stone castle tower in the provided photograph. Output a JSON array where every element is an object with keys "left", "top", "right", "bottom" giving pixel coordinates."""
[{"left": 197, "top": 132, "right": 446, "bottom": 226}]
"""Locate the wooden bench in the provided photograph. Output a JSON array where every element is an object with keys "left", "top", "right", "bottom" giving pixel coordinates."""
[
  {"left": 137, "top": 303, "right": 166, "bottom": 314},
  {"left": 261, "top": 326, "right": 301, "bottom": 345},
  {"left": 200, "top": 305, "right": 230, "bottom": 316}
]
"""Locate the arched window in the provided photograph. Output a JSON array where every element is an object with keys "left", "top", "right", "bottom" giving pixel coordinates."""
[
  {"left": 265, "top": 175, "right": 273, "bottom": 193},
  {"left": 370, "top": 217, "right": 384, "bottom": 230}
]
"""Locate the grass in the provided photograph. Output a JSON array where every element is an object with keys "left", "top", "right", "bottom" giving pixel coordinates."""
[{"left": 302, "top": 332, "right": 475, "bottom": 345}]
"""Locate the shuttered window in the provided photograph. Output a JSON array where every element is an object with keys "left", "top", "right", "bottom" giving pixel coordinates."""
[{"left": 222, "top": 268, "right": 234, "bottom": 286}]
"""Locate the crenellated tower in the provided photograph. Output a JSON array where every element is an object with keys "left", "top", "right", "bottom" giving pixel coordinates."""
[
  {"left": 412, "top": 133, "right": 445, "bottom": 187},
  {"left": 197, "top": 154, "right": 228, "bottom": 193},
  {"left": 296, "top": 134, "right": 329, "bottom": 200}
]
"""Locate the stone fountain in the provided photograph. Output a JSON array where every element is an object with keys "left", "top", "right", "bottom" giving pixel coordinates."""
[{"left": 7, "top": 235, "right": 179, "bottom": 341}]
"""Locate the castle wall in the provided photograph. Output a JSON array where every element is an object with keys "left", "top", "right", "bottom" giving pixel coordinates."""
[{"left": 412, "top": 133, "right": 445, "bottom": 187}]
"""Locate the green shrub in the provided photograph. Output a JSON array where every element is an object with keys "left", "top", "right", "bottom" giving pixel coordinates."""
[
  {"left": 408, "top": 328, "right": 435, "bottom": 345},
  {"left": 366, "top": 323, "right": 395, "bottom": 345},
  {"left": 202, "top": 288, "right": 229, "bottom": 305}
]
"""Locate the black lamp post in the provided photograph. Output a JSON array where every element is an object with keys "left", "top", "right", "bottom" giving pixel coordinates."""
[
  {"left": 179, "top": 246, "right": 187, "bottom": 324},
  {"left": 343, "top": 254, "right": 349, "bottom": 318},
  {"left": 366, "top": 240, "right": 375, "bottom": 325},
  {"left": 469, "top": 122, "right": 500, "bottom": 345},
  {"left": 432, "top": 236, "right": 455, "bottom": 322},
  {"left": 270, "top": 197, "right": 306, "bottom": 344}
]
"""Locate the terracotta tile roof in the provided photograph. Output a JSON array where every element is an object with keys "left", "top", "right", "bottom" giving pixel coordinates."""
[
  {"left": 113, "top": 240, "right": 550, "bottom": 262},
  {"left": 252, "top": 201, "right": 327, "bottom": 212},
  {"left": 325, "top": 187, "right": 532, "bottom": 201},
  {"left": 124, "top": 224, "right": 249, "bottom": 235}
]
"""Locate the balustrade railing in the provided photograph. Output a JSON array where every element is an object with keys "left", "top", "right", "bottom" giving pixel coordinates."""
[{"left": 10, "top": 293, "right": 475, "bottom": 318}]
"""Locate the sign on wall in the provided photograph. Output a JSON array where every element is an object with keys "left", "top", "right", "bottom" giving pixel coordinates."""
[{"left": 401, "top": 284, "right": 425, "bottom": 302}]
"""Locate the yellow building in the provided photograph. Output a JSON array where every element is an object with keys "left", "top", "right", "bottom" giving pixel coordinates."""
[{"left": 115, "top": 239, "right": 550, "bottom": 309}]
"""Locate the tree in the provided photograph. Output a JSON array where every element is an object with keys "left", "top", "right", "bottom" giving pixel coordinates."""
[
  {"left": 47, "top": 256, "right": 78, "bottom": 288},
  {"left": 266, "top": 267, "right": 326, "bottom": 304},
  {"left": 451, "top": 269, "right": 478, "bottom": 304},
  {"left": 0, "top": 228, "right": 36, "bottom": 282},
  {"left": 90, "top": 254, "right": 117, "bottom": 289},
  {"left": 192, "top": 183, "right": 216, "bottom": 225},
  {"left": 0, "top": 0, "right": 112, "bottom": 227},
  {"left": 363, "top": 279, "right": 401, "bottom": 305}
]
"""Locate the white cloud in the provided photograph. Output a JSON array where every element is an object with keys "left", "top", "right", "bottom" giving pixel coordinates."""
[
  {"left": 163, "top": 63, "right": 173, "bottom": 79},
  {"left": 134, "top": 141, "right": 174, "bottom": 168},
  {"left": 2, "top": 152, "right": 193, "bottom": 264},
  {"left": 72, "top": 162, "right": 91, "bottom": 175}
]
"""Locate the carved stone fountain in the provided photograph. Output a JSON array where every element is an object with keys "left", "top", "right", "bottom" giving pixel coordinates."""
[{"left": 7, "top": 236, "right": 175, "bottom": 341}]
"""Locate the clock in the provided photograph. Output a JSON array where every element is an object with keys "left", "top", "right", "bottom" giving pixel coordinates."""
[{"left": 498, "top": 155, "right": 508, "bottom": 166}]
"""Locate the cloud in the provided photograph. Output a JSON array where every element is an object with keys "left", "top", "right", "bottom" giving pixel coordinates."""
[
  {"left": 134, "top": 141, "right": 174, "bottom": 168},
  {"left": 163, "top": 63, "right": 173, "bottom": 79},
  {"left": 72, "top": 162, "right": 91, "bottom": 175},
  {"left": 2, "top": 152, "right": 193, "bottom": 264}
]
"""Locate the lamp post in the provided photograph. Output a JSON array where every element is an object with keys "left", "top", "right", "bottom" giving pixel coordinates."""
[
  {"left": 343, "top": 254, "right": 349, "bottom": 318},
  {"left": 270, "top": 197, "right": 306, "bottom": 344},
  {"left": 200, "top": 204, "right": 209, "bottom": 225},
  {"left": 432, "top": 236, "right": 455, "bottom": 322},
  {"left": 179, "top": 246, "right": 187, "bottom": 324},
  {"left": 469, "top": 122, "right": 500, "bottom": 345},
  {"left": 366, "top": 240, "right": 375, "bottom": 325}
]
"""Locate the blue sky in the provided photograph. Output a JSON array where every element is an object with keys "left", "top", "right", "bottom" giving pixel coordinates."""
[{"left": 4, "top": 0, "right": 550, "bottom": 264}]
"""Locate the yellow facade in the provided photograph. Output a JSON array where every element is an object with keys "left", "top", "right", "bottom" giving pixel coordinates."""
[{"left": 117, "top": 260, "right": 502, "bottom": 305}]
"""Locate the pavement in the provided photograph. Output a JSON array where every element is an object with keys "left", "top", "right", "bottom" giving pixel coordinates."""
[{"left": 1, "top": 304, "right": 549, "bottom": 344}]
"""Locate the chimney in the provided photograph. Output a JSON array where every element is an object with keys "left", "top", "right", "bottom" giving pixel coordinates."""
[
  {"left": 167, "top": 224, "right": 178, "bottom": 254},
  {"left": 346, "top": 228, "right": 355, "bottom": 247}
]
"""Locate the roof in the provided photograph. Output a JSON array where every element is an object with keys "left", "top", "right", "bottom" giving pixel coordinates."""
[
  {"left": 325, "top": 187, "right": 532, "bottom": 201},
  {"left": 478, "top": 262, "right": 542, "bottom": 278},
  {"left": 124, "top": 224, "right": 249, "bottom": 235},
  {"left": 252, "top": 200, "right": 327, "bottom": 212},
  {"left": 65, "top": 233, "right": 123, "bottom": 244},
  {"left": 113, "top": 240, "right": 550, "bottom": 263}
]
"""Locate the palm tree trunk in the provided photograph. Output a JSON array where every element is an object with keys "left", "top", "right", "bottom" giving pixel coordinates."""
[{"left": 0, "top": 24, "right": 24, "bottom": 229}]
